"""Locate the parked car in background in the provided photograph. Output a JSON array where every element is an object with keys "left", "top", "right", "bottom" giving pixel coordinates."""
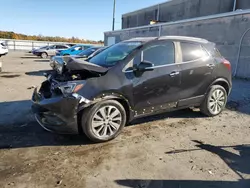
[
  {"left": 57, "top": 44, "right": 93, "bottom": 56},
  {"left": 66, "top": 43, "right": 76, "bottom": 47},
  {"left": 32, "top": 36, "right": 232, "bottom": 142},
  {"left": 30, "top": 45, "right": 48, "bottom": 54},
  {"left": 50, "top": 47, "right": 106, "bottom": 70},
  {"left": 79, "top": 46, "right": 107, "bottom": 59},
  {"left": 33, "top": 44, "right": 70, "bottom": 58},
  {"left": 0, "top": 41, "right": 8, "bottom": 57}
]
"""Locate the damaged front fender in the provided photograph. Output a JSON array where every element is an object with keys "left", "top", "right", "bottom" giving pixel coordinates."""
[{"left": 77, "top": 92, "right": 134, "bottom": 122}]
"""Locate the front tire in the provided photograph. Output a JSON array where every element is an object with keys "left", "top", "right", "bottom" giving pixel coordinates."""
[
  {"left": 81, "top": 100, "right": 126, "bottom": 142},
  {"left": 41, "top": 52, "right": 48, "bottom": 59},
  {"left": 200, "top": 85, "right": 227, "bottom": 117}
]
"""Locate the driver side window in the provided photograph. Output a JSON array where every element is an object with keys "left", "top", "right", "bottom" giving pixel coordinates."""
[
  {"left": 131, "top": 41, "right": 175, "bottom": 68},
  {"left": 142, "top": 42, "right": 175, "bottom": 66},
  {"left": 74, "top": 46, "right": 81, "bottom": 51}
]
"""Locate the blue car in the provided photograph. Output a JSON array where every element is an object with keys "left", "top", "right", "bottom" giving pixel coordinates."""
[{"left": 57, "top": 44, "right": 92, "bottom": 56}]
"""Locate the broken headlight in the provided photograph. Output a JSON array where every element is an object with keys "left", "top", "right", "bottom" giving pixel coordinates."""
[{"left": 59, "top": 83, "right": 84, "bottom": 96}]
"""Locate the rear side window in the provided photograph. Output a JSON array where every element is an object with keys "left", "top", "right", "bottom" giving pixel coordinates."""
[
  {"left": 180, "top": 42, "right": 208, "bottom": 62},
  {"left": 56, "top": 45, "right": 67, "bottom": 49},
  {"left": 142, "top": 41, "right": 175, "bottom": 66}
]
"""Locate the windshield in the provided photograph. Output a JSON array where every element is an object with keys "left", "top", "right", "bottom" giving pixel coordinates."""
[
  {"left": 78, "top": 48, "right": 98, "bottom": 56},
  {"left": 88, "top": 42, "right": 142, "bottom": 67}
]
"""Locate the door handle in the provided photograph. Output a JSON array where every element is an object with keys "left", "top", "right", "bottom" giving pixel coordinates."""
[
  {"left": 169, "top": 71, "right": 180, "bottom": 77},
  {"left": 206, "top": 63, "right": 215, "bottom": 68}
]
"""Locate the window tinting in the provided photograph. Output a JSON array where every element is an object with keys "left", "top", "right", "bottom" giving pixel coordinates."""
[
  {"left": 142, "top": 42, "right": 175, "bottom": 66},
  {"left": 56, "top": 45, "right": 67, "bottom": 49},
  {"left": 181, "top": 42, "right": 208, "bottom": 62}
]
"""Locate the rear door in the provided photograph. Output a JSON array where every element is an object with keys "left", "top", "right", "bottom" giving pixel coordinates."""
[
  {"left": 50, "top": 45, "right": 67, "bottom": 55},
  {"left": 131, "top": 40, "right": 182, "bottom": 114},
  {"left": 177, "top": 41, "right": 215, "bottom": 105},
  {"left": 47, "top": 45, "right": 57, "bottom": 56}
]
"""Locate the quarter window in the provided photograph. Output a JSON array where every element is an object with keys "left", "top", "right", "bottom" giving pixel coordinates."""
[
  {"left": 180, "top": 42, "right": 208, "bottom": 62},
  {"left": 142, "top": 42, "right": 175, "bottom": 66}
]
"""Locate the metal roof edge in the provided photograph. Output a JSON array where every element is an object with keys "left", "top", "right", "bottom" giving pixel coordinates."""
[{"left": 104, "top": 9, "right": 250, "bottom": 34}]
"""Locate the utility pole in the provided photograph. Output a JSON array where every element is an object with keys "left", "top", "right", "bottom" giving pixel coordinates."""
[
  {"left": 233, "top": 0, "right": 237, "bottom": 11},
  {"left": 112, "top": 0, "right": 116, "bottom": 31}
]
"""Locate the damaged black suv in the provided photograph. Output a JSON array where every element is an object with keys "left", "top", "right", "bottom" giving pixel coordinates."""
[{"left": 32, "top": 36, "right": 232, "bottom": 142}]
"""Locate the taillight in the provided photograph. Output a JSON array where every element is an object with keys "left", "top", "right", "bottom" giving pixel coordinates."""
[{"left": 222, "top": 59, "right": 231, "bottom": 70}]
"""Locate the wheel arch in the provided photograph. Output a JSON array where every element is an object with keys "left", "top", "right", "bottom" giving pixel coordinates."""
[
  {"left": 209, "top": 78, "right": 231, "bottom": 95},
  {"left": 77, "top": 92, "right": 133, "bottom": 127}
]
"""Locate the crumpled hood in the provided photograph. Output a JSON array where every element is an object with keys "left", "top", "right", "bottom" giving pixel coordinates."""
[{"left": 63, "top": 56, "right": 108, "bottom": 73}]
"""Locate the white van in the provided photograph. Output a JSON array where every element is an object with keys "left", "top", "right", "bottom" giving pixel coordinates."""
[{"left": 0, "top": 41, "right": 8, "bottom": 57}]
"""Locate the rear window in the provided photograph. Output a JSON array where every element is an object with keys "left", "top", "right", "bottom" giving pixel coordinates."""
[{"left": 180, "top": 42, "right": 208, "bottom": 62}]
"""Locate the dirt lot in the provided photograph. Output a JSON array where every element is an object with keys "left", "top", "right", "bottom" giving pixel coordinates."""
[{"left": 0, "top": 51, "right": 250, "bottom": 188}]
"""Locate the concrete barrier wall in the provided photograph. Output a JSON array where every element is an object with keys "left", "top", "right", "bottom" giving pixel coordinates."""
[
  {"left": 121, "top": 0, "right": 248, "bottom": 29},
  {"left": 105, "top": 11, "right": 250, "bottom": 78},
  {"left": 0, "top": 39, "right": 99, "bottom": 51}
]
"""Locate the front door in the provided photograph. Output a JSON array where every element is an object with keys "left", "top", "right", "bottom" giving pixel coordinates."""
[{"left": 132, "top": 40, "right": 182, "bottom": 115}]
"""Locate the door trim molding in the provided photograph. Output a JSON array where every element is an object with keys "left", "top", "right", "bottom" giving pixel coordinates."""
[{"left": 178, "top": 95, "right": 205, "bottom": 107}]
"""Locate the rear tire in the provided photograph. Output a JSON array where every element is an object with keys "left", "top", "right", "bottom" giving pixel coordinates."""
[
  {"left": 81, "top": 100, "right": 126, "bottom": 142},
  {"left": 200, "top": 85, "right": 227, "bottom": 117},
  {"left": 41, "top": 52, "right": 48, "bottom": 59}
]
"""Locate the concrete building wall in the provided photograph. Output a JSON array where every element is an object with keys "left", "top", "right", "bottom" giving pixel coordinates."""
[
  {"left": 105, "top": 12, "right": 250, "bottom": 78},
  {"left": 122, "top": 0, "right": 250, "bottom": 29},
  {"left": 238, "top": 0, "right": 250, "bottom": 9}
]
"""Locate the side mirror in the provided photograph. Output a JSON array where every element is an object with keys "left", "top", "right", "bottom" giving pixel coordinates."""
[{"left": 136, "top": 61, "right": 154, "bottom": 72}]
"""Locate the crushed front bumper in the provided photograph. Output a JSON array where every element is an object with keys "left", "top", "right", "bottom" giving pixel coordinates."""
[{"left": 32, "top": 87, "right": 80, "bottom": 134}]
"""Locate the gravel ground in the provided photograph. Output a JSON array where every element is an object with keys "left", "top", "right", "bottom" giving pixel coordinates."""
[{"left": 0, "top": 51, "right": 250, "bottom": 188}]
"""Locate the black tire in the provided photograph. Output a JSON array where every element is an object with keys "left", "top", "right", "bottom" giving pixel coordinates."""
[
  {"left": 81, "top": 100, "right": 126, "bottom": 142},
  {"left": 41, "top": 52, "right": 48, "bottom": 59},
  {"left": 200, "top": 85, "right": 227, "bottom": 117}
]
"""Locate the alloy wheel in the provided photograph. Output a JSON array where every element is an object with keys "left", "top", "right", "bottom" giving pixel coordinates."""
[
  {"left": 208, "top": 89, "right": 226, "bottom": 115},
  {"left": 91, "top": 105, "right": 122, "bottom": 139}
]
